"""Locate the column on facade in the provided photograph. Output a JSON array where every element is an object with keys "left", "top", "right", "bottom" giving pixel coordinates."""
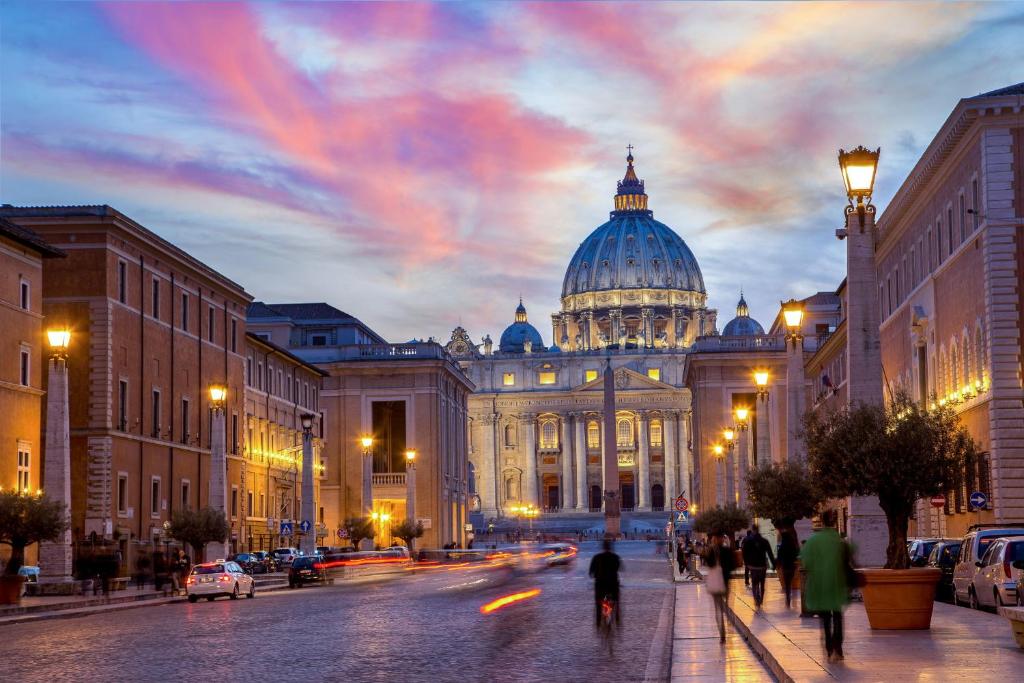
[
  {"left": 785, "top": 338, "right": 806, "bottom": 463},
  {"left": 725, "top": 443, "right": 736, "bottom": 505},
  {"left": 755, "top": 394, "right": 771, "bottom": 466},
  {"left": 40, "top": 355, "right": 73, "bottom": 581},
  {"left": 573, "top": 412, "right": 588, "bottom": 511},
  {"left": 737, "top": 426, "right": 750, "bottom": 507},
  {"left": 520, "top": 414, "right": 539, "bottom": 508},
  {"left": 610, "top": 309, "right": 623, "bottom": 347},
  {"left": 559, "top": 415, "right": 574, "bottom": 510},
  {"left": 637, "top": 412, "right": 650, "bottom": 510},
  {"left": 663, "top": 411, "right": 677, "bottom": 501},
  {"left": 641, "top": 307, "right": 654, "bottom": 348},
  {"left": 479, "top": 413, "right": 499, "bottom": 516}
]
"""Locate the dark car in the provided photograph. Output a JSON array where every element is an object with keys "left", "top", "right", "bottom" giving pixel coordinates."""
[
  {"left": 227, "top": 553, "right": 264, "bottom": 575},
  {"left": 288, "top": 556, "right": 326, "bottom": 588},
  {"left": 909, "top": 538, "right": 943, "bottom": 567},
  {"left": 926, "top": 539, "right": 962, "bottom": 602},
  {"left": 252, "top": 551, "right": 278, "bottom": 573}
]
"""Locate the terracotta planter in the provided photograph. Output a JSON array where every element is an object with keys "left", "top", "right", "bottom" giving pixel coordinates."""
[
  {"left": 0, "top": 575, "right": 26, "bottom": 605},
  {"left": 860, "top": 568, "right": 941, "bottom": 630}
]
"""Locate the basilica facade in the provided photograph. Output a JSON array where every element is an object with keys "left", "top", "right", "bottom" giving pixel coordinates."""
[{"left": 446, "top": 154, "right": 763, "bottom": 520}]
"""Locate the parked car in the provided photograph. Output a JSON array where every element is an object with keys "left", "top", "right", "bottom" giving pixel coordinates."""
[
  {"left": 186, "top": 561, "right": 256, "bottom": 602},
  {"left": 252, "top": 551, "right": 278, "bottom": 573},
  {"left": 1014, "top": 559, "right": 1024, "bottom": 606},
  {"left": 970, "top": 537, "right": 1024, "bottom": 609},
  {"left": 227, "top": 553, "right": 265, "bottom": 574},
  {"left": 288, "top": 556, "right": 326, "bottom": 587},
  {"left": 908, "top": 538, "right": 943, "bottom": 567},
  {"left": 272, "top": 547, "right": 302, "bottom": 568},
  {"left": 926, "top": 539, "right": 961, "bottom": 602},
  {"left": 386, "top": 546, "right": 411, "bottom": 559},
  {"left": 17, "top": 565, "right": 40, "bottom": 583},
  {"left": 952, "top": 525, "right": 1024, "bottom": 607}
]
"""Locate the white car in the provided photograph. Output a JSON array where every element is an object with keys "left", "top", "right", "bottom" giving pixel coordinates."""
[
  {"left": 970, "top": 537, "right": 1024, "bottom": 609},
  {"left": 952, "top": 526, "right": 1024, "bottom": 607},
  {"left": 272, "top": 547, "right": 302, "bottom": 568},
  {"left": 186, "top": 561, "right": 256, "bottom": 602}
]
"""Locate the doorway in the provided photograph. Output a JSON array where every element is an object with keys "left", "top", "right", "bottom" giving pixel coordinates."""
[{"left": 620, "top": 471, "right": 635, "bottom": 510}]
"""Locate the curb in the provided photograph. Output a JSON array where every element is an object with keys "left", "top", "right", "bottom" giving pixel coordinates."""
[{"left": 722, "top": 599, "right": 795, "bottom": 683}]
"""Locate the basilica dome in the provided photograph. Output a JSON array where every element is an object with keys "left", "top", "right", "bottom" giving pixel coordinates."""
[
  {"left": 721, "top": 293, "right": 764, "bottom": 336},
  {"left": 561, "top": 153, "right": 705, "bottom": 300},
  {"left": 499, "top": 300, "right": 544, "bottom": 353}
]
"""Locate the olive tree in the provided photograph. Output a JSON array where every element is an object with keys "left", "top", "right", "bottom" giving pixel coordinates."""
[
  {"left": 168, "top": 507, "right": 228, "bottom": 561},
  {"left": 0, "top": 491, "right": 68, "bottom": 575},
  {"left": 746, "top": 462, "right": 822, "bottom": 529},
  {"left": 693, "top": 503, "right": 750, "bottom": 539}
]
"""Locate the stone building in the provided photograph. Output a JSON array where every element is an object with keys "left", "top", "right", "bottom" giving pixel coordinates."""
[
  {"left": 241, "top": 332, "right": 326, "bottom": 551},
  {"left": 247, "top": 303, "right": 473, "bottom": 549},
  {"left": 0, "top": 218, "right": 64, "bottom": 569},
  {"left": 0, "top": 206, "right": 250, "bottom": 564}
]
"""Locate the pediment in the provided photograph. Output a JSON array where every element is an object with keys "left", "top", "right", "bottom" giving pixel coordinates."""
[{"left": 572, "top": 366, "right": 671, "bottom": 392}]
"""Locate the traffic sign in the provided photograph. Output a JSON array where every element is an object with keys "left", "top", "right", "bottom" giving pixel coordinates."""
[
  {"left": 337, "top": 528, "right": 348, "bottom": 539},
  {"left": 676, "top": 512, "right": 688, "bottom": 522},
  {"left": 930, "top": 494, "right": 946, "bottom": 509},
  {"left": 266, "top": 517, "right": 275, "bottom": 530},
  {"left": 674, "top": 496, "right": 688, "bottom": 512},
  {"left": 969, "top": 491, "right": 988, "bottom": 510},
  {"left": 299, "top": 519, "right": 312, "bottom": 534},
  {"left": 280, "top": 521, "right": 294, "bottom": 536}
]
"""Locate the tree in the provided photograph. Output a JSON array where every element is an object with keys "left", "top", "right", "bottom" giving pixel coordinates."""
[
  {"left": 803, "top": 391, "right": 979, "bottom": 569},
  {"left": 693, "top": 503, "right": 750, "bottom": 538},
  {"left": 342, "top": 517, "right": 374, "bottom": 549},
  {"left": 390, "top": 519, "right": 424, "bottom": 550},
  {"left": 0, "top": 491, "right": 69, "bottom": 575},
  {"left": 168, "top": 507, "right": 228, "bottom": 561},
  {"left": 746, "top": 462, "right": 823, "bottom": 528}
]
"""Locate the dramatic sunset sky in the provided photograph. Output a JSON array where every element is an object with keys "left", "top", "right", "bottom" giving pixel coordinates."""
[{"left": 2, "top": 2, "right": 1022, "bottom": 343}]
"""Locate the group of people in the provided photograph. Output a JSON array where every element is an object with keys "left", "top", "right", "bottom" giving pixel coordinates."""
[
  {"left": 698, "top": 511, "right": 855, "bottom": 660},
  {"left": 134, "top": 549, "right": 191, "bottom": 593}
]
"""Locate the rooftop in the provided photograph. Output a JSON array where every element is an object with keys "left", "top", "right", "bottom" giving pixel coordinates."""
[
  {"left": 0, "top": 217, "right": 65, "bottom": 258},
  {"left": 970, "top": 81, "right": 1024, "bottom": 98}
]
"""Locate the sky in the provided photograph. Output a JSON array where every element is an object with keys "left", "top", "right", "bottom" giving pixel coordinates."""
[{"left": 2, "top": 2, "right": 1022, "bottom": 344}]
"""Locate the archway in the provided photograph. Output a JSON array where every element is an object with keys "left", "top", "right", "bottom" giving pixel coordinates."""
[{"left": 651, "top": 484, "right": 665, "bottom": 511}]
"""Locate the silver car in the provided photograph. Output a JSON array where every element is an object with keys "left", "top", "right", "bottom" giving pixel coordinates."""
[
  {"left": 970, "top": 537, "right": 1024, "bottom": 609},
  {"left": 186, "top": 561, "right": 256, "bottom": 602}
]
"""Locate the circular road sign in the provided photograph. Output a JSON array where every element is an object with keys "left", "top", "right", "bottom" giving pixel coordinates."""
[
  {"left": 337, "top": 528, "right": 348, "bottom": 539},
  {"left": 930, "top": 494, "right": 946, "bottom": 508},
  {"left": 675, "top": 497, "right": 689, "bottom": 512},
  {"left": 969, "top": 491, "right": 988, "bottom": 510}
]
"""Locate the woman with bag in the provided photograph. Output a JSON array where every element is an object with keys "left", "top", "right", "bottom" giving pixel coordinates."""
[{"left": 702, "top": 531, "right": 736, "bottom": 643}]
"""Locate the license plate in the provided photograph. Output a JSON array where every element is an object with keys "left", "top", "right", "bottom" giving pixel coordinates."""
[
  {"left": 200, "top": 577, "right": 213, "bottom": 583},
  {"left": 300, "top": 570, "right": 312, "bottom": 575}
]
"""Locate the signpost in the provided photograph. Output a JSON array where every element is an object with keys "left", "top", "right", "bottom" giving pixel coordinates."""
[
  {"left": 674, "top": 495, "right": 689, "bottom": 512},
  {"left": 280, "top": 521, "right": 293, "bottom": 537},
  {"left": 929, "top": 494, "right": 946, "bottom": 509}
]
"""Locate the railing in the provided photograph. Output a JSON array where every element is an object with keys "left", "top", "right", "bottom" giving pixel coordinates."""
[
  {"left": 298, "top": 343, "right": 453, "bottom": 363},
  {"left": 372, "top": 473, "right": 406, "bottom": 486},
  {"left": 690, "top": 334, "right": 786, "bottom": 352}
]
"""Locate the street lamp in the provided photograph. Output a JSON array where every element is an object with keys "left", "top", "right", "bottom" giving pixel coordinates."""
[
  {"left": 360, "top": 436, "right": 374, "bottom": 547},
  {"left": 712, "top": 443, "right": 725, "bottom": 505},
  {"left": 754, "top": 371, "right": 769, "bottom": 400},
  {"left": 722, "top": 428, "right": 737, "bottom": 504},
  {"left": 734, "top": 407, "right": 751, "bottom": 506},
  {"left": 781, "top": 299, "right": 805, "bottom": 345},
  {"left": 299, "top": 413, "right": 316, "bottom": 556},
  {"left": 207, "top": 384, "right": 229, "bottom": 560},
  {"left": 405, "top": 449, "right": 417, "bottom": 552},
  {"left": 41, "top": 328, "right": 74, "bottom": 584},
  {"left": 838, "top": 146, "right": 880, "bottom": 228},
  {"left": 780, "top": 298, "right": 806, "bottom": 465}
]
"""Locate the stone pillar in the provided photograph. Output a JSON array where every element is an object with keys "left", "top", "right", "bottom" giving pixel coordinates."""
[
  {"left": 637, "top": 412, "right": 650, "bottom": 510},
  {"left": 725, "top": 444, "right": 736, "bottom": 505},
  {"left": 755, "top": 393, "right": 771, "bottom": 467},
  {"left": 520, "top": 414, "right": 538, "bottom": 508},
  {"left": 641, "top": 307, "right": 654, "bottom": 348},
  {"left": 844, "top": 206, "right": 887, "bottom": 567},
  {"left": 716, "top": 455, "right": 724, "bottom": 506},
  {"left": 560, "top": 416, "right": 573, "bottom": 510},
  {"left": 207, "top": 405, "right": 228, "bottom": 560},
  {"left": 786, "top": 337, "right": 805, "bottom": 463},
  {"left": 406, "top": 460, "right": 417, "bottom": 551},
  {"left": 299, "top": 425, "right": 316, "bottom": 556},
  {"left": 737, "top": 426, "right": 750, "bottom": 506},
  {"left": 361, "top": 447, "right": 374, "bottom": 517},
  {"left": 40, "top": 356, "right": 73, "bottom": 581},
  {"left": 479, "top": 413, "right": 499, "bottom": 517},
  {"left": 573, "top": 413, "right": 588, "bottom": 511},
  {"left": 609, "top": 309, "right": 623, "bottom": 347},
  {"left": 663, "top": 411, "right": 677, "bottom": 501}
]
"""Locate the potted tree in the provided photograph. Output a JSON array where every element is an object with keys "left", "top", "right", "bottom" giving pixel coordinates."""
[
  {"left": 746, "top": 462, "right": 822, "bottom": 589},
  {"left": 0, "top": 491, "right": 69, "bottom": 604},
  {"left": 804, "top": 391, "right": 978, "bottom": 629},
  {"left": 693, "top": 503, "right": 750, "bottom": 568},
  {"left": 390, "top": 519, "right": 424, "bottom": 557},
  {"left": 342, "top": 517, "right": 375, "bottom": 551},
  {"left": 168, "top": 507, "right": 229, "bottom": 564}
]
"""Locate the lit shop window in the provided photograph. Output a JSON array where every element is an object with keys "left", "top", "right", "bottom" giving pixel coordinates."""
[{"left": 538, "top": 371, "right": 556, "bottom": 385}]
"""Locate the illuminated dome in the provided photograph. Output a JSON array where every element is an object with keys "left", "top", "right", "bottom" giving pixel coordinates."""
[
  {"left": 499, "top": 300, "right": 544, "bottom": 353},
  {"left": 722, "top": 293, "right": 764, "bottom": 336}
]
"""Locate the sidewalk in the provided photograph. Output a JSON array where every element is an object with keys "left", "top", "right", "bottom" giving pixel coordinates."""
[
  {"left": 724, "top": 578, "right": 1023, "bottom": 682},
  {"left": 672, "top": 582, "right": 774, "bottom": 682}
]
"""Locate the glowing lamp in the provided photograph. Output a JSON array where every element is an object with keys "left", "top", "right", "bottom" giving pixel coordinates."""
[
  {"left": 734, "top": 407, "right": 749, "bottom": 422},
  {"left": 360, "top": 436, "right": 373, "bottom": 450},
  {"left": 301, "top": 413, "right": 314, "bottom": 431},
  {"left": 723, "top": 428, "right": 735, "bottom": 442},
  {"left": 838, "top": 146, "right": 880, "bottom": 203},
  {"left": 208, "top": 385, "right": 227, "bottom": 406},
  {"left": 754, "top": 371, "right": 769, "bottom": 387},
  {"left": 712, "top": 444, "right": 724, "bottom": 457},
  {"left": 781, "top": 299, "right": 805, "bottom": 333},
  {"left": 405, "top": 449, "right": 417, "bottom": 462},
  {"left": 47, "top": 329, "right": 71, "bottom": 354}
]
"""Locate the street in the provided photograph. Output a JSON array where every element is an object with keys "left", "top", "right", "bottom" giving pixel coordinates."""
[{"left": 4, "top": 542, "right": 676, "bottom": 682}]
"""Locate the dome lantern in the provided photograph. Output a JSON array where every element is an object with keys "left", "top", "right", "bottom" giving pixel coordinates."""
[{"left": 613, "top": 146, "right": 650, "bottom": 216}]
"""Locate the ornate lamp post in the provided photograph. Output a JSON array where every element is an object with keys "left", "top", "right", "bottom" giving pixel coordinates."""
[
  {"left": 712, "top": 443, "right": 725, "bottom": 505},
  {"left": 722, "top": 428, "right": 737, "bottom": 504},
  {"left": 753, "top": 370, "right": 772, "bottom": 465},
  {"left": 360, "top": 436, "right": 374, "bottom": 549},
  {"left": 734, "top": 407, "right": 751, "bottom": 506},
  {"left": 207, "top": 384, "right": 228, "bottom": 560},
  {"left": 299, "top": 413, "right": 316, "bottom": 557},
  {"left": 405, "top": 449, "right": 417, "bottom": 552},
  {"left": 838, "top": 145, "right": 886, "bottom": 566},
  {"left": 781, "top": 299, "right": 806, "bottom": 463},
  {"left": 39, "top": 329, "right": 73, "bottom": 583}
]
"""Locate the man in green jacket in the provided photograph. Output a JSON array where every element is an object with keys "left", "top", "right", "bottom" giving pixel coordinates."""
[{"left": 799, "top": 510, "right": 850, "bottom": 660}]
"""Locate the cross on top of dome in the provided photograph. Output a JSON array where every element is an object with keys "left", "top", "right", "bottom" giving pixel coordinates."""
[{"left": 614, "top": 146, "right": 649, "bottom": 215}]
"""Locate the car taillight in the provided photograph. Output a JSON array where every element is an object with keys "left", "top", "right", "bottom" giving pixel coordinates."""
[
  {"left": 1005, "top": 560, "right": 1012, "bottom": 579},
  {"left": 219, "top": 574, "right": 231, "bottom": 582},
  {"left": 314, "top": 563, "right": 322, "bottom": 571},
  {"left": 187, "top": 577, "right": 195, "bottom": 585}
]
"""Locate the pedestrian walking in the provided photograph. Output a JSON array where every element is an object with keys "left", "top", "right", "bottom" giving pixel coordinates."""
[
  {"left": 799, "top": 511, "right": 850, "bottom": 661},
  {"left": 135, "top": 553, "right": 151, "bottom": 591},
  {"left": 676, "top": 541, "right": 687, "bottom": 575},
  {"left": 740, "top": 528, "right": 753, "bottom": 587},
  {"left": 776, "top": 525, "right": 800, "bottom": 608},
  {"left": 702, "top": 531, "right": 736, "bottom": 643},
  {"left": 741, "top": 525, "right": 775, "bottom": 607}
]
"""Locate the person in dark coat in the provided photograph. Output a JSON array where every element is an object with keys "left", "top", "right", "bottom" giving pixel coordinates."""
[
  {"left": 776, "top": 525, "right": 800, "bottom": 608},
  {"left": 740, "top": 529, "right": 754, "bottom": 587},
  {"left": 741, "top": 526, "right": 776, "bottom": 607},
  {"left": 676, "top": 542, "right": 687, "bottom": 575},
  {"left": 589, "top": 539, "right": 623, "bottom": 627}
]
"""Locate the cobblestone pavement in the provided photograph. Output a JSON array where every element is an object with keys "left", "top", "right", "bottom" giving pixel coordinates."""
[{"left": 3, "top": 541, "right": 677, "bottom": 683}]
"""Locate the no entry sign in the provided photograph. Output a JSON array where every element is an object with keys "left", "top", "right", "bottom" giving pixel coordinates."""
[{"left": 930, "top": 494, "right": 946, "bottom": 508}]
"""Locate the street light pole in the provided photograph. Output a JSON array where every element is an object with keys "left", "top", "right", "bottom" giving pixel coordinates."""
[
  {"left": 405, "top": 450, "right": 417, "bottom": 550},
  {"left": 734, "top": 408, "right": 750, "bottom": 506},
  {"left": 781, "top": 299, "right": 806, "bottom": 464},
  {"left": 299, "top": 414, "right": 316, "bottom": 557},
  {"left": 712, "top": 444, "right": 725, "bottom": 505},
  {"left": 207, "top": 385, "right": 228, "bottom": 561},
  {"left": 40, "top": 329, "right": 73, "bottom": 583},
  {"left": 753, "top": 371, "right": 772, "bottom": 465},
  {"left": 360, "top": 436, "right": 374, "bottom": 550},
  {"left": 722, "top": 428, "right": 737, "bottom": 503}
]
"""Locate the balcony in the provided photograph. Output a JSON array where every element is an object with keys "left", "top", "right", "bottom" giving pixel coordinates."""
[
  {"left": 690, "top": 335, "right": 785, "bottom": 353},
  {"left": 371, "top": 473, "right": 407, "bottom": 486},
  {"left": 372, "top": 472, "right": 407, "bottom": 500}
]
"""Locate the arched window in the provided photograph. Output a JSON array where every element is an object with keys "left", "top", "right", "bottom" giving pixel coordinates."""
[
  {"left": 976, "top": 326, "right": 986, "bottom": 383},
  {"left": 961, "top": 334, "right": 971, "bottom": 387},
  {"left": 617, "top": 418, "right": 633, "bottom": 448},
  {"left": 540, "top": 421, "right": 558, "bottom": 449},
  {"left": 504, "top": 423, "right": 515, "bottom": 447},
  {"left": 587, "top": 421, "right": 600, "bottom": 448},
  {"left": 649, "top": 420, "right": 663, "bottom": 447}
]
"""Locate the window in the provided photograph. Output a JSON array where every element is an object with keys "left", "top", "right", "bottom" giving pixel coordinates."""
[
  {"left": 181, "top": 293, "right": 189, "bottom": 332},
  {"left": 20, "top": 280, "right": 29, "bottom": 310},
  {"left": 936, "top": 217, "right": 944, "bottom": 264},
  {"left": 180, "top": 479, "right": 190, "bottom": 511},
  {"left": 959, "top": 194, "right": 966, "bottom": 242},
  {"left": 181, "top": 398, "right": 190, "bottom": 444},
  {"left": 972, "top": 179, "right": 979, "bottom": 231},
  {"left": 502, "top": 372, "right": 515, "bottom": 386},
  {"left": 118, "top": 380, "right": 128, "bottom": 430},
  {"left": 259, "top": 492, "right": 266, "bottom": 517},
  {"left": 208, "top": 306, "right": 215, "bottom": 342},
  {"left": 16, "top": 447, "right": 30, "bottom": 493},
  {"left": 585, "top": 369, "right": 598, "bottom": 383},
  {"left": 910, "top": 248, "right": 917, "bottom": 286},
  {"left": 587, "top": 421, "right": 600, "bottom": 448},
  {"left": 151, "top": 278, "right": 160, "bottom": 320},
  {"left": 947, "top": 208, "right": 954, "bottom": 256},
  {"left": 247, "top": 490, "right": 254, "bottom": 518},
  {"left": 20, "top": 349, "right": 29, "bottom": 386},
  {"left": 538, "top": 371, "right": 556, "bottom": 385},
  {"left": 650, "top": 420, "right": 663, "bottom": 447},
  {"left": 540, "top": 421, "right": 558, "bottom": 449},
  {"left": 118, "top": 261, "right": 127, "bottom": 303},
  {"left": 232, "top": 413, "right": 239, "bottom": 454},
  {"left": 117, "top": 474, "right": 128, "bottom": 514},
  {"left": 151, "top": 477, "right": 161, "bottom": 516},
  {"left": 926, "top": 228, "right": 933, "bottom": 271},
  {"left": 310, "top": 333, "right": 328, "bottom": 347},
  {"left": 231, "top": 486, "right": 238, "bottom": 518},
  {"left": 617, "top": 418, "right": 633, "bottom": 448},
  {"left": 646, "top": 368, "right": 661, "bottom": 381},
  {"left": 151, "top": 389, "right": 161, "bottom": 438},
  {"left": 257, "top": 362, "right": 263, "bottom": 390},
  {"left": 247, "top": 356, "right": 253, "bottom": 385},
  {"left": 231, "top": 319, "right": 237, "bottom": 352}
]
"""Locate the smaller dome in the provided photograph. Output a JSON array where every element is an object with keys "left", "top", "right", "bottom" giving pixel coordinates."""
[
  {"left": 722, "top": 292, "right": 765, "bottom": 336},
  {"left": 499, "top": 300, "right": 544, "bottom": 353}
]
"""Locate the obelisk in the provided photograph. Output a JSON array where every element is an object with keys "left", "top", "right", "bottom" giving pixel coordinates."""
[{"left": 602, "top": 359, "right": 620, "bottom": 538}]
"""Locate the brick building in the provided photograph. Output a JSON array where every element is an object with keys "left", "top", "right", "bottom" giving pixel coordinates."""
[{"left": 0, "top": 206, "right": 251, "bottom": 565}]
